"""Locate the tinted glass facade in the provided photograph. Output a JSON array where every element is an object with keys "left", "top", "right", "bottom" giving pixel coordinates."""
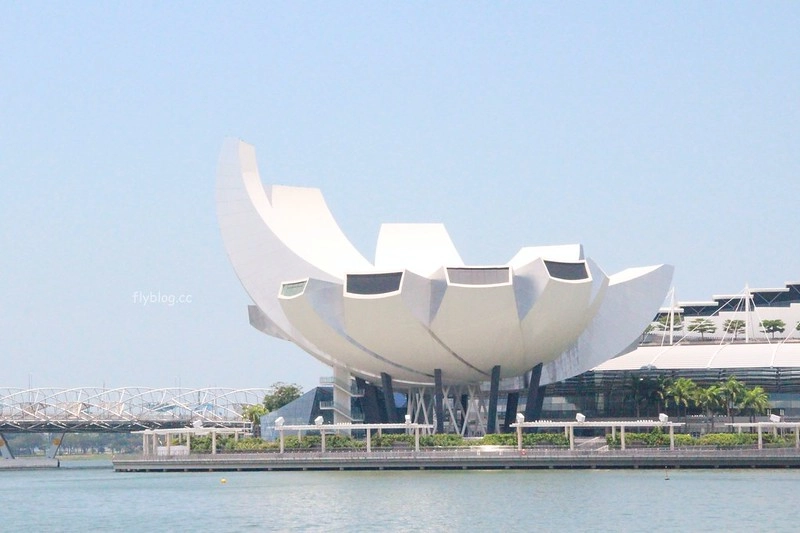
[
  {"left": 447, "top": 267, "right": 510, "bottom": 285},
  {"left": 346, "top": 272, "right": 403, "bottom": 295},
  {"left": 543, "top": 260, "right": 589, "bottom": 281}
]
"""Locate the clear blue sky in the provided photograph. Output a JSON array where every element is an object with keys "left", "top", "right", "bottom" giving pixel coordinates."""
[{"left": 2, "top": 3, "right": 798, "bottom": 391}]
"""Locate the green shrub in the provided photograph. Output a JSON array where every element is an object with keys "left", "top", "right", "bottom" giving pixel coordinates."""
[
  {"left": 420, "top": 434, "right": 465, "bottom": 447},
  {"left": 324, "top": 434, "right": 365, "bottom": 449},
  {"left": 479, "top": 434, "right": 517, "bottom": 446},
  {"left": 372, "top": 433, "right": 414, "bottom": 447},
  {"left": 523, "top": 433, "right": 569, "bottom": 446}
]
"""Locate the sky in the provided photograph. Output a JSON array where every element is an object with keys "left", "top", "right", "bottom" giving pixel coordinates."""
[{"left": 2, "top": 3, "right": 798, "bottom": 392}]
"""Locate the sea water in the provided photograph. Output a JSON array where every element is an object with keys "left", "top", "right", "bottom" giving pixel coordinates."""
[{"left": 2, "top": 460, "right": 798, "bottom": 531}]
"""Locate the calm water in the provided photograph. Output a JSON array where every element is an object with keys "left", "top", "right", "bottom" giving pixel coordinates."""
[{"left": 2, "top": 460, "right": 799, "bottom": 531}]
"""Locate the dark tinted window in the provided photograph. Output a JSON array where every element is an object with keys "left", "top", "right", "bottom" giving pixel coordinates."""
[
  {"left": 544, "top": 261, "right": 588, "bottom": 280},
  {"left": 346, "top": 272, "right": 403, "bottom": 295},
  {"left": 280, "top": 280, "right": 307, "bottom": 297},
  {"left": 447, "top": 267, "right": 510, "bottom": 285}
]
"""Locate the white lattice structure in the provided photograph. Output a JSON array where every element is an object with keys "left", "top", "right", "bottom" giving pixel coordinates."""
[{"left": 0, "top": 388, "right": 268, "bottom": 432}]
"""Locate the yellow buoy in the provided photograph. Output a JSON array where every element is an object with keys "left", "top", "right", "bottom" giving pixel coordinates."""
[{"left": 220, "top": 478, "right": 227, "bottom": 484}]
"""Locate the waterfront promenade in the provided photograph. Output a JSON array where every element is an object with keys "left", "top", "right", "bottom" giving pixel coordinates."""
[{"left": 113, "top": 446, "right": 800, "bottom": 472}]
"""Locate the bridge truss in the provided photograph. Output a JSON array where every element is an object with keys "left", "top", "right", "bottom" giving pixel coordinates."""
[{"left": 0, "top": 387, "right": 269, "bottom": 433}]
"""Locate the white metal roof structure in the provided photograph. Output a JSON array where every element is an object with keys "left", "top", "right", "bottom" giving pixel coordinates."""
[
  {"left": 595, "top": 341, "right": 800, "bottom": 372},
  {"left": 217, "top": 139, "right": 673, "bottom": 387}
]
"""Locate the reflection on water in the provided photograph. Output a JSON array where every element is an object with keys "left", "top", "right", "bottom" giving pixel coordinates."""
[{"left": 2, "top": 464, "right": 798, "bottom": 531}]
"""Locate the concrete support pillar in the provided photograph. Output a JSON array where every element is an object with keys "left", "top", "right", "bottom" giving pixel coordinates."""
[
  {"left": 669, "top": 425, "right": 675, "bottom": 451},
  {"left": 434, "top": 369, "right": 444, "bottom": 434},
  {"left": 524, "top": 363, "right": 544, "bottom": 431},
  {"left": 333, "top": 366, "right": 352, "bottom": 425},
  {"left": 381, "top": 372, "right": 399, "bottom": 423},
  {"left": 621, "top": 426, "right": 626, "bottom": 451},
  {"left": 569, "top": 425, "right": 575, "bottom": 451},
  {"left": 487, "top": 365, "right": 501, "bottom": 434},
  {"left": 757, "top": 425, "right": 763, "bottom": 450},
  {"left": 212, "top": 431, "right": 217, "bottom": 455},
  {"left": 796, "top": 427, "right": 799, "bottom": 449},
  {"left": 366, "top": 429, "right": 372, "bottom": 453},
  {"left": 46, "top": 433, "right": 65, "bottom": 460},
  {"left": 504, "top": 392, "right": 519, "bottom": 434},
  {"left": 321, "top": 430, "right": 326, "bottom": 453},
  {"left": 279, "top": 430, "right": 285, "bottom": 454},
  {"left": 357, "top": 378, "right": 382, "bottom": 424},
  {"left": 414, "top": 427, "right": 420, "bottom": 452},
  {"left": 0, "top": 432, "right": 15, "bottom": 459}
]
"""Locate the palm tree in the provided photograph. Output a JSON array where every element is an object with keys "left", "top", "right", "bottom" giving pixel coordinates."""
[
  {"left": 721, "top": 375, "right": 746, "bottom": 424},
  {"left": 242, "top": 404, "right": 268, "bottom": 437},
  {"left": 665, "top": 378, "right": 697, "bottom": 423},
  {"left": 760, "top": 319, "right": 786, "bottom": 339},
  {"left": 740, "top": 386, "right": 770, "bottom": 423},
  {"left": 694, "top": 384, "right": 724, "bottom": 430},
  {"left": 655, "top": 376, "right": 671, "bottom": 414},
  {"left": 688, "top": 318, "right": 716, "bottom": 341},
  {"left": 629, "top": 375, "right": 663, "bottom": 417},
  {"left": 723, "top": 319, "right": 747, "bottom": 341}
]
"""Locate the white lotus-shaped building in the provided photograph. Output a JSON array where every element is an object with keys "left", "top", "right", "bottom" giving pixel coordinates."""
[{"left": 217, "top": 139, "right": 672, "bottom": 431}]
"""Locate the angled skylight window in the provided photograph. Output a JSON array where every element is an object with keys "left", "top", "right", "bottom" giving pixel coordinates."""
[
  {"left": 346, "top": 272, "right": 403, "bottom": 295},
  {"left": 543, "top": 260, "right": 589, "bottom": 281},
  {"left": 447, "top": 267, "right": 510, "bottom": 286},
  {"left": 280, "top": 280, "right": 308, "bottom": 298}
]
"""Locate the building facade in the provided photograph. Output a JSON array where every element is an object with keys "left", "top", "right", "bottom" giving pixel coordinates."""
[{"left": 217, "top": 139, "right": 672, "bottom": 434}]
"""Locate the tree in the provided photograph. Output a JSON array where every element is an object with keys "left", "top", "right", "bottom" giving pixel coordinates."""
[
  {"left": 628, "top": 375, "right": 663, "bottom": 418},
  {"left": 721, "top": 375, "right": 746, "bottom": 424},
  {"left": 687, "top": 318, "right": 716, "bottom": 341},
  {"left": 665, "top": 377, "right": 697, "bottom": 422},
  {"left": 242, "top": 404, "right": 268, "bottom": 437},
  {"left": 652, "top": 314, "right": 683, "bottom": 331},
  {"left": 796, "top": 321, "right": 800, "bottom": 332},
  {"left": 739, "top": 386, "right": 770, "bottom": 423},
  {"left": 694, "top": 384, "right": 724, "bottom": 430},
  {"left": 723, "top": 319, "right": 746, "bottom": 340},
  {"left": 760, "top": 319, "right": 786, "bottom": 339},
  {"left": 263, "top": 382, "right": 303, "bottom": 412}
]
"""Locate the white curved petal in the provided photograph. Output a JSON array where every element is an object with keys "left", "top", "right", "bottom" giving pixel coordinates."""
[
  {"left": 429, "top": 267, "right": 524, "bottom": 377},
  {"left": 375, "top": 223, "right": 463, "bottom": 276},
  {"left": 216, "top": 139, "right": 370, "bottom": 365},
  {"left": 515, "top": 258, "right": 602, "bottom": 368},
  {"left": 507, "top": 244, "right": 584, "bottom": 268},
  {"left": 540, "top": 264, "right": 674, "bottom": 385}
]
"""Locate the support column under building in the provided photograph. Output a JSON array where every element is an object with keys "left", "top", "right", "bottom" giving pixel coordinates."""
[
  {"left": 524, "top": 363, "right": 545, "bottom": 424},
  {"left": 333, "top": 366, "right": 352, "bottom": 424},
  {"left": 434, "top": 369, "right": 444, "bottom": 434},
  {"left": 381, "top": 372, "right": 399, "bottom": 423},
  {"left": 356, "top": 377, "right": 382, "bottom": 424},
  {"left": 503, "top": 392, "right": 519, "bottom": 433},
  {"left": 487, "top": 365, "right": 501, "bottom": 434}
]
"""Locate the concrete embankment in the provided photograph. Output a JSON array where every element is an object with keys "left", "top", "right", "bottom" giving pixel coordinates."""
[
  {"left": 113, "top": 447, "right": 800, "bottom": 472},
  {"left": 0, "top": 458, "right": 60, "bottom": 470}
]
